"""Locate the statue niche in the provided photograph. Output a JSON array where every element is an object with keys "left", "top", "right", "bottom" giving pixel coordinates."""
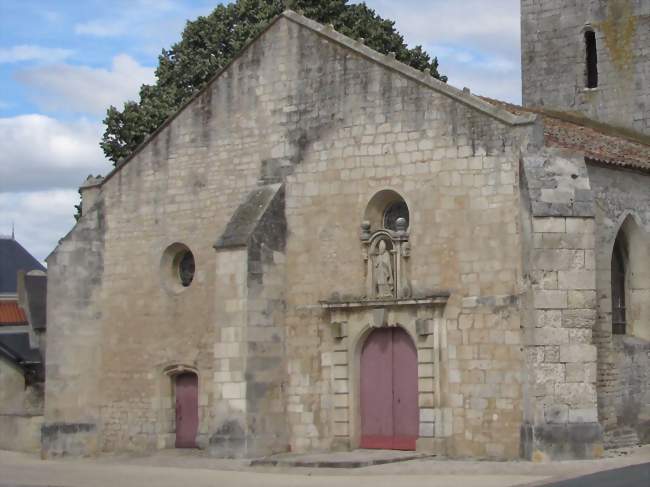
[
  {"left": 371, "top": 238, "right": 395, "bottom": 298},
  {"left": 361, "top": 217, "right": 411, "bottom": 300}
]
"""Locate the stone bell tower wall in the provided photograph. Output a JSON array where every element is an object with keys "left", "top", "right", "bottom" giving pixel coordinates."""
[{"left": 521, "top": 0, "right": 650, "bottom": 136}]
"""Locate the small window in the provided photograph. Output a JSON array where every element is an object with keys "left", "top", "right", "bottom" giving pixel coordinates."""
[
  {"left": 585, "top": 30, "right": 598, "bottom": 88},
  {"left": 178, "top": 251, "right": 195, "bottom": 287},
  {"left": 611, "top": 236, "right": 626, "bottom": 335},
  {"left": 383, "top": 201, "right": 409, "bottom": 232},
  {"left": 160, "top": 243, "right": 196, "bottom": 294}
]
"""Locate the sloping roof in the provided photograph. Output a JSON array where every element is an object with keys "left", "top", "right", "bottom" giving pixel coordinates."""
[
  {"left": 215, "top": 184, "right": 283, "bottom": 249},
  {"left": 483, "top": 98, "right": 650, "bottom": 173},
  {"left": 98, "top": 10, "right": 536, "bottom": 188},
  {"left": 0, "top": 238, "right": 45, "bottom": 294},
  {"left": 0, "top": 301, "right": 27, "bottom": 326}
]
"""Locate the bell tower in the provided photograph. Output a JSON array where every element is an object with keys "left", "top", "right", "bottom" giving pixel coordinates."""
[{"left": 521, "top": 0, "right": 650, "bottom": 135}]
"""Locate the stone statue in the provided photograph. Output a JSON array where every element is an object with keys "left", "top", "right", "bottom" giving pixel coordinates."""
[{"left": 373, "top": 239, "right": 394, "bottom": 298}]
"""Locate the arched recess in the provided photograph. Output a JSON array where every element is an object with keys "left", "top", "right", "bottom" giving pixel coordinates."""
[
  {"left": 363, "top": 189, "right": 410, "bottom": 233},
  {"left": 611, "top": 216, "right": 650, "bottom": 341},
  {"left": 357, "top": 326, "right": 419, "bottom": 450}
]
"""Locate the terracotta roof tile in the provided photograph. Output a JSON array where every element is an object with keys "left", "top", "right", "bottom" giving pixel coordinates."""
[
  {"left": 481, "top": 98, "right": 650, "bottom": 172},
  {"left": 0, "top": 301, "right": 27, "bottom": 326}
]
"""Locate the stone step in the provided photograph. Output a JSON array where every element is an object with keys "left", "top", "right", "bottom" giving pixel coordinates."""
[
  {"left": 250, "top": 450, "right": 433, "bottom": 468},
  {"left": 603, "top": 428, "right": 640, "bottom": 450}
]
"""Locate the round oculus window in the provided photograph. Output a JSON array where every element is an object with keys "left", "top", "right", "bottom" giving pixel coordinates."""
[{"left": 160, "top": 243, "right": 196, "bottom": 294}]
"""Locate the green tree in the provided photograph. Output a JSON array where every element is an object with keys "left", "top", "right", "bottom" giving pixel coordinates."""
[{"left": 100, "top": 0, "right": 446, "bottom": 164}]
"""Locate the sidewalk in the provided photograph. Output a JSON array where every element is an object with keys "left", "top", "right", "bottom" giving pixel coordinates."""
[{"left": 0, "top": 445, "right": 648, "bottom": 487}]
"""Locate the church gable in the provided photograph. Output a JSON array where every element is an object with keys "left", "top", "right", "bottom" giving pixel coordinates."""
[{"left": 96, "top": 10, "right": 535, "bottom": 194}]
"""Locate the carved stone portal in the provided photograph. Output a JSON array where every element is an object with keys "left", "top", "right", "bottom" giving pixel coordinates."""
[{"left": 361, "top": 217, "right": 411, "bottom": 299}]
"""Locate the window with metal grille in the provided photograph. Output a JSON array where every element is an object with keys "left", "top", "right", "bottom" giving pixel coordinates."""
[
  {"left": 383, "top": 201, "right": 409, "bottom": 232},
  {"left": 178, "top": 251, "right": 195, "bottom": 287},
  {"left": 585, "top": 30, "right": 598, "bottom": 88}
]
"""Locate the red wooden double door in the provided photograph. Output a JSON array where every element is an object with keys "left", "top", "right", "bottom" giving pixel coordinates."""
[{"left": 360, "top": 327, "right": 419, "bottom": 450}]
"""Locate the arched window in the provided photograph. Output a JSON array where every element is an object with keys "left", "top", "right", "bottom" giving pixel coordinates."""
[
  {"left": 585, "top": 30, "right": 598, "bottom": 88},
  {"left": 610, "top": 217, "right": 650, "bottom": 341},
  {"left": 611, "top": 234, "right": 627, "bottom": 335}
]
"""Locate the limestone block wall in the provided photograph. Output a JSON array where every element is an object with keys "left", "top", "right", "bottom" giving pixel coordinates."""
[
  {"left": 0, "top": 357, "right": 26, "bottom": 414},
  {"left": 43, "top": 198, "right": 105, "bottom": 457},
  {"left": 272, "top": 18, "right": 536, "bottom": 457},
  {"left": 521, "top": 0, "right": 650, "bottom": 135},
  {"left": 0, "top": 413, "right": 43, "bottom": 453},
  {"left": 211, "top": 188, "right": 288, "bottom": 458},
  {"left": 211, "top": 248, "right": 250, "bottom": 455},
  {"left": 46, "top": 16, "right": 307, "bottom": 456},
  {"left": 522, "top": 215, "right": 601, "bottom": 460},
  {"left": 587, "top": 162, "right": 650, "bottom": 446},
  {"left": 45, "top": 12, "right": 536, "bottom": 459}
]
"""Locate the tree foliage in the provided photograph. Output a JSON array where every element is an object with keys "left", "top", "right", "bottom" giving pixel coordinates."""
[{"left": 100, "top": 0, "right": 446, "bottom": 164}]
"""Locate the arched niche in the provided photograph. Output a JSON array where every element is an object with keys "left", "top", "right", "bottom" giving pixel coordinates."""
[
  {"left": 611, "top": 215, "right": 650, "bottom": 341},
  {"left": 363, "top": 189, "right": 410, "bottom": 233},
  {"left": 360, "top": 190, "right": 412, "bottom": 300}
]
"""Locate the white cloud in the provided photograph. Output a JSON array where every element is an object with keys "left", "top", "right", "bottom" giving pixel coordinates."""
[
  {"left": 367, "top": 0, "right": 520, "bottom": 53},
  {"left": 74, "top": 0, "right": 181, "bottom": 37},
  {"left": 0, "top": 190, "right": 79, "bottom": 263},
  {"left": 15, "top": 54, "right": 155, "bottom": 115},
  {"left": 0, "top": 115, "right": 108, "bottom": 193},
  {"left": 74, "top": 20, "right": 127, "bottom": 38},
  {"left": 365, "top": 0, "right": 522, "bottom": 103},
  {"left": 0, "top": 45, "right": 73, "bottom": 64}
]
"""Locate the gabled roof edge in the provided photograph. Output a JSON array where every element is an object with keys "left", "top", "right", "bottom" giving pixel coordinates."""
[
  {"left": 97, "top": 10, "right": 536, "bottom": 188},
  {"left": 280, "top": 10, "right": 537, "bottom": 128},
  {"left": 99, "top": 12, "right": 289, "bottom": 187}
]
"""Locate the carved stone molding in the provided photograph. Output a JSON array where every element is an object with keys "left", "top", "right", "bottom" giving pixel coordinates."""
[{"left": 361, "top": 217, "right": 412, "bottom": 299}]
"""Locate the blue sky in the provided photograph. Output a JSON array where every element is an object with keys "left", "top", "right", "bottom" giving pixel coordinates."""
[{"left": 0, "top": 0, "right": 521, "bottom": 261}]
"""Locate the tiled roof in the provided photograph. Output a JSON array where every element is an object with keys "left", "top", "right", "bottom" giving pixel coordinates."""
[
  {"left": 0, "top": 301, "right": 27, "bottom": 326},
  {"left": 482, "top": 98, "right": 650, "bottom": 173}
]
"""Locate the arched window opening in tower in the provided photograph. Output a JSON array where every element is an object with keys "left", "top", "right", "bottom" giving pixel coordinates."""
[{"left": 585, "top": 30, "right": 598, "bottom": 88}]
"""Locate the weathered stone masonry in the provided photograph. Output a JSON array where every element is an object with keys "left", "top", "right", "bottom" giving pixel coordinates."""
[
  {"left": 522, "top": 0, "right": 650, "bottom": 135},
  {"left": 42, "top": 8, "right": 650, "bottom": 461}
]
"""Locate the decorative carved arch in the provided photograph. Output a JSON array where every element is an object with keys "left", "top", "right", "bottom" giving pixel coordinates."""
[{"left": 163, "top": 364, "right": 199, "bottom": 377}]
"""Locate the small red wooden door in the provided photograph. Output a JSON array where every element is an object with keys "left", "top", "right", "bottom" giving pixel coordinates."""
[
  {"left": 360, "top": 327, "right": 418, "bottom": 450},
  {"left": 175, "top": 373, "right": 198, "bottom": 448}
]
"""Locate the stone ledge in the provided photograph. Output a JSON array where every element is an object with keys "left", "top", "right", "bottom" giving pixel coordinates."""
[{"left": 320, "top": 294, "right": 450, "bottom": 310}]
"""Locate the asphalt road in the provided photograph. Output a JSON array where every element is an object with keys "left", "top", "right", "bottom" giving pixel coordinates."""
[
  {"left": 1, "top": 448, "right": 649, "bottom": 487},
  {"left": 542, "top": 462, "right": 650, "bottom": 487}
]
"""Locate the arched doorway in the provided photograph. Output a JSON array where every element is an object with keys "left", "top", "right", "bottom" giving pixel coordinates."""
[
  {"left": 360, "top": 327, "right": 418, "bottom": 450},
  {"left": 174, "top": 372, "right": 198, "bottom": 448}
]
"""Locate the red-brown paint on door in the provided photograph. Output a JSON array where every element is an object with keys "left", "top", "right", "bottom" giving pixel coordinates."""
[
  {"left": 391, "top": 328, "right": 419, "bottom": 450},
  {"left": 360, "top": 327, "right": 418, "bottom": 450},
  {"left": 175, "top": 373, "right": 198, "bottom": 448}
]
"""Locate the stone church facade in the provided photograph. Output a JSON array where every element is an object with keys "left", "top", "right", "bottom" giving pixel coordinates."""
[{"left": 42, "top": 2, "right": 649, "bottom": 461}]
